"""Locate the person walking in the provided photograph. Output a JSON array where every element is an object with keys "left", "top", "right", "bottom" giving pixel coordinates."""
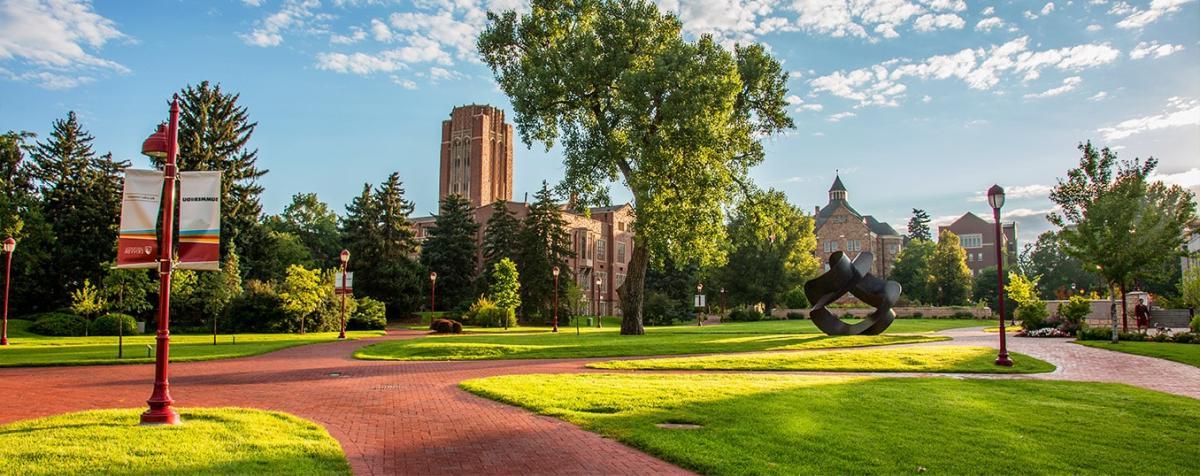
[{"left": 1134, "top": 298, "right": 1150, "bottom": 334}]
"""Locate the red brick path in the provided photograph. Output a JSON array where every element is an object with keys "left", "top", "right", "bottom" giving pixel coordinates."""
[{"left": 0, "top": 330, "right": 689, "bottom": 476}]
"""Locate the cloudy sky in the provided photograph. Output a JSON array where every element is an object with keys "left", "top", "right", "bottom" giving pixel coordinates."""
[{"left": 1, "top": 0, "right": 1197, "bottom": 244}]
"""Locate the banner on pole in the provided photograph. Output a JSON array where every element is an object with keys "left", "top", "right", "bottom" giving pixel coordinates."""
[
  {"left": 116, "top": 169, "right": 164, "bottom": 269},
  {"left": 177, "top": 171, "right": 221, "bottom": 271},
  {"left": 334, "top": 271, "right": 354, "bottom": 295}
]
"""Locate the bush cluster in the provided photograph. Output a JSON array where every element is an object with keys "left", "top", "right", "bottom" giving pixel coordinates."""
[
  {"left": 643, "top": 291, "right": 681, "bottom": 326},
  {"left": 785, "top": 311, "right": 806, "bottom": 320},
  {"left": 1191, "top": 316, "right": 1200, "bottom": 334},
  {"left": 781, "top": 287, "right": 809, "bottom": 309},
  {"left": 463, "top": 297, "right": 517, "bottom": 328},
  {"left": 1016, "top": 302, "right": 1050, "bottom": 331},
  {"left": 90, "top": 313, "right": 138, "bottom": 336},
  {"left": 348, "top": 297, "right": 386, "bottom": 330},
  {"left": 1076, "top": 326, "right": 1200, "bottom": 344},
  {"left": 726, "top": 307, "right": 764, "bottom": 322},
  {"left": 431, "top": 319, "right": 463, "bottom": 334},
  {"left": 29, "top": 313, "right": 89, "bottom": 337}
]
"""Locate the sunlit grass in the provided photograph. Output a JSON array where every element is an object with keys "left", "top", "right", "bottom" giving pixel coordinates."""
[
  {"left": 0, "top": 407, "right": 349, "bottom": 475},
  {"left": 1076, "top": 340, "right": 1200, "bottom": 368},
  {"left": 461, "top": 374, "right": 1200, "bottom": 475},
  {"left": 590, "top": 345, "right": 1054, "bottom": 373}
]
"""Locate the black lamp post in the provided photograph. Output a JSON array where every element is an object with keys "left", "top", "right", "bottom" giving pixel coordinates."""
[{"left": 988, "top": 184, "right": 1013, "bottom": 367}]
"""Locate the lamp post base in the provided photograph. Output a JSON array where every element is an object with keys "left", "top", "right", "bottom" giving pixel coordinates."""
[
  {"left": 995, "top": 354, "right": 1014, "bottom": 367},
  {"left": 140, "top": 407, "right": 180, "bottom": 425},
  {"left": 338, "top": 332, "right": 346, "bottom": 339}
]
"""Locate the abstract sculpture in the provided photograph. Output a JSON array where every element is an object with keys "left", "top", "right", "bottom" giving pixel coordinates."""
[{"left": 803, "top": 251, "right": 902, "bottom": 335}]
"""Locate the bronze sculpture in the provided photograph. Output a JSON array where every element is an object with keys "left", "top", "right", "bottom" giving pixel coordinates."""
[{"left": 803, "top": 251, "right": 902, "bottom": 335}]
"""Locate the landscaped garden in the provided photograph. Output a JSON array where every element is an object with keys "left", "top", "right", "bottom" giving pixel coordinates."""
[
  {"left": 0, "top": 319, "right": 384, "bottom": 367},
  {"left": 354, "top": 318, "right": 987, "bottom": 361},
  {"left": 461, "top": 374, "right": 1200, "bottom": 475},
  {"left": 590, "top": 345, "right": 1054, "bottom": 373},
  {"left": 0, "top": 408, "right": 350, "bottom": 475}
]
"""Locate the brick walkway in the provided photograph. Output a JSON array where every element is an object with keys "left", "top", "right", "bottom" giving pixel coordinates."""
[{"left": 2, "top": 326, "right": 1198, "bottom": 475}]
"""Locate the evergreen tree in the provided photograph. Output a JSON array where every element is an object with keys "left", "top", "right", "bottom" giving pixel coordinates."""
[
  {"left": 0, "top": 131, "right": 56, "bottom": 313},
  {"left": 342, "top": 174, "right": 424, "bottom": 318},
  {"left": 421, "top": 193, "right": 479, "bottom": 312},
  {"left": 265, "top": 193, "right": 342, "bottom": 267},
  {"left": 906, "top": 208, "right": 931, "bottom": 242},
  {"left": 30, "top": 112, "right": 127, "bottom": 300},
  {"left": 482, "top": 199, "right": 522, "bottom": 277},
  {"left": 927, "top": 230, "right": 974, "bottom": 306},
  {"left": 515, "top": 183, "right": 574, "bottom": 321},
  {"left": 155, "top": 81, "right": 267, "bottom": 265},
  {"left": 890, "top": 239, "right": 935, "bottom": 304}
]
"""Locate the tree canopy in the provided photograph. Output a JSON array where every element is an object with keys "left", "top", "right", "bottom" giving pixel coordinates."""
[
  {"left": 719, "top": 189, "right": 819, "bottom": 312},
  {"left": 906, "top": 209, "right": 931, "bottom": 242},
  {"left": 927, "top": 231, "right": 974, "bottom": 306},
  {"left": 420, "top": 194, "right": 480, "bottom": 312}
]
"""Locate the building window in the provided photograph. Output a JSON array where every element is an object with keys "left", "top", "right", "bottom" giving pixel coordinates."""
[
  {"left": 597, "top": 239, "right": 607, "bottom": 259},
  {"left": 888, "top": 243, "right": 898, "bottom": 253},
  {"left": 617, "top": 242, "right": 626, "bottom": 263},
  {"left": 847, "top": 240, "right": 861, "bottom": 252},
  {"left": 618, "top": 221, "right": 625, "bottom": 231},
  {"left": 823, "top": 241, "right": 840, "bottom": 253},
  {"left": 577, "top": 232, "right": 588, "bottom": 259},
  {"left": 616, "top": 273, "right": 626, "bottom": 289},
  {"left": 452, "top": 184, "right": 458, "bottom": 194},
  {"left": 596, "top": 272, "right": 607, "bottom": 293},
  {"left": 961, "top": 233, "right": 983, "bottom": 249},
  {"left": 580, "top": 274, "right": 590, "bottom": 291}
]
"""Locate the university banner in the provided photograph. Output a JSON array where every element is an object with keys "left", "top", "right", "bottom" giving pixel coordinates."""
[
  {"left": 116, "top": 169, "right": 164, "bottom": 269},
  {"left": 177, "top": 171, "right": 221, "bottom": 270}
]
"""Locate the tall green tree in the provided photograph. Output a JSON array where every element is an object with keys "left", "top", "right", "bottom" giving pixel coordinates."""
[
  {"left": 101, "top": 266, "right": 155, "bottom": 318},
  {"left": 1181, "top": 266, "right": 1200, "bottom": 311},
  {"left": 266, "top": 193, "right": 342, "bottom": 267},
  {"left": 479, "top": 0, "right": 793, "bottom": 334},
  {"left": 890, "top": 239, "right": 935, "bottom": 304},
  {"left": 719, "top": 189, "right": 819, "bottom": 312},
  {"left": 1019, "top": 231, "right": 1103, "bottom": 299},
  {"left": 30, "top": 112, "right": 126, "bottom": 300},
  {"left": 927, "top": 230, "right": 973, "bottom": 306},
  {"left": 489, "top": 257, "right": 521, "bottom": 312},
  {"left": 481, "top": 199, "right": 522, "bottom": 285},
  {"left": 0, "top": 131, "right": 56, "bottom": 313},
  {"left": 342, "top": 173, "right": 424, "bottom": 318},
  {"left": 421, "top": 194, "right": 480, "bottom": 312},
  {"left": 515, "top": 183, "right": 574, "bottom": 321},
  {"left": 1048, "top": 141, "right": 1197, "bottom": 329},
  {"left": 154, "top": 81, "right": 267, "bottom": 266},
  {"left": 907, "top": 208, "right": 932, "bottom": 242},
  {"left": 280, "top": 264, "right": 323, "bottom": 334}
]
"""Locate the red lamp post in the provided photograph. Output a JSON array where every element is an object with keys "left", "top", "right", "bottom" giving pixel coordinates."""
[
  {"left": 594, "top": 276, "right": 602, "bottom": 328},
  {"left": 988, "top": 184, "right": 1014, "bottom": 367},
  {"left": 429, "top": 271, "right": 438, "bottom": 324},
  {"left": 338, "top": 249, "right": 350, "bottom": 339},
  {"left": 552, "top": 266, "right": 560, "bottom": 333},
  {"left": 140, "top": 97, "right": 181, "bottom": 425},
  {"left": 1, "top": 236, "right": 15, "bottom": 346}
]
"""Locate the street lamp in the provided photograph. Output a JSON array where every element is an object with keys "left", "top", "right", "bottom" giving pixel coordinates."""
[
  {"left": 987, "top": 184, "right": 1013, "bottom": 367},
  {"left": 552, "top": 266, "right": 560, "bottom": 333},
  {"left": 140, "top": 98, "right": 181, "bottom": 425},
  {"left": 594, "top": 276, "right": 602, "bottom": 328},
  {"left": 338, "top": 249, "right": 350, "bottom": 339},
  {"left": 429, "top": 271, "right": 438, "bottom": 325},
  {"left": 1, "top": 236, "right": 15, "bottom": 346},
  {"left": 720, "top": 287, "right": 726, "bottom": 316},
  {"left": 696, "top": 283, "right": 704, "bottom": 326}
]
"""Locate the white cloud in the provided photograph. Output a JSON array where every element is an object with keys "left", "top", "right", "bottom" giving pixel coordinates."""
[
  {"left": 1024, "top": 76, "right": 1082, "bottom": 98},
  {"left": 243, "top": 0, "right": 265, "bottom": 6},
  {"left": 390, "top": 75, "right": 418, "bottom": 90},
  {"left": 1086, "top": 23, "right": 1103, "bottom": 31},
  {"left": 811, "top": 132, "right": 826, "bottom": 136},
  {"left": 1098, "top": 96, "right": 1200, "bottom": 140},
  {"left": 1107, "top": 1, "right": 1135, "bottom": 14},
  {"left": 786, "top": 94, "right": 824, "bottom": 112},
  {"left": 1129, "top": 41, "right": 1184, "bottom": 59},
  {"left": 981, "top": 6, "right": 995, "bottom": 14},
  {"left": 330, "top": 26, "right": 366, "bottom": 44},
  {"left": 1150, "top": 168, "right": 1200, "bottom": 190},
  {"left": 1115, "top": 0, "right": 1196, "bottom": 29},
  {"left": 1041, "top": 2, "right": 1056, "bottom": 14},
  {"left": 1088, "top": 91, "right": 1108, "bottom": 101},
  {"left": 788, "top": 0, "right": 972, "bottom": 40},
  {"left": 922, "top": 94, "right": 932, "bottom": 102},
  {"left": 913, "top": 13, "right": 964, "bottom": 32},
  {"left": 241, "top": 0, "right": 321, "bottom": 47},
  {"left": 1023, "top": 10, "right": 1039, "bottom": 19},
  {"left": 657, "top": 0, "right": 781, "bottom": 45},
  {"left": 0, "top": 0, "right": 130, "bottom": 88},
  {"left": 969, "top": 184, "right": 1054, "bottom": 202},
  {"left": 828, "top": 111, "right": 857, "bottom": 122},
  {"left": 975, "top": 17, "right": 1005, "bottom": 31}
]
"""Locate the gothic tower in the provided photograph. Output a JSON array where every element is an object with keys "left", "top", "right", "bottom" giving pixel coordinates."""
[{"left": 439, "top": 105, "right": 514, "bottom": 208}]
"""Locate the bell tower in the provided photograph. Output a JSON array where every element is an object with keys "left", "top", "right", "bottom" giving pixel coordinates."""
[{"left": 439, "top": 105, "right": 514, "bottom": 208}]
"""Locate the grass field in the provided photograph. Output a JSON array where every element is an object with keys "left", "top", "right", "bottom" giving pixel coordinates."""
[
  {"left": 0, "top": 320, "right": 385, "bottom": 367},
  {"left": 461, "top": 374, "right": 1200, "bottom": 475},
  {"left": 589, "top": 345, "right": 1055, "bottom": 373},
  {"left": 0, "top": 407, "right": 349, "bottom": 475},
  {"left": 1076, "top": 340, "right": 1200, "bottom": 368}
]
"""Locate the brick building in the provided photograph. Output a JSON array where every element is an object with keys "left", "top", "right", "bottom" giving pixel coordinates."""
[
  {"left": 813, "top": 176, "right": 904, "bottom": 277},
  {"left": 413, "top": 105, "right": 633, "bottom": 316},
  {"left": 937, "top": 212, "right": 1018, "bottom": 277}
]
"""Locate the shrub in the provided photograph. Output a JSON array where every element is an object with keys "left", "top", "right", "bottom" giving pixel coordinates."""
[
  {"left": 786, "top": 311, "right": 806, "bottom": 320},
  {"left": 910, "top": 311, "right": 924, "bottom": 319},
  {"left": 348, "top": 297, "right": 387, "bottom": 330},
  {"left": 1191, "top": 316, "right": 1200, "bottom": 333},
  {"left": 1173, "top": 332, "right": 1198, "bottom": 344},
  {"left": 431, "top": 319, "right": 462, "bottom": 333},
  {"left": 726, "top": 307, "right": 763, "bottom": 322},
  {"left": 644, "top": 292, "right": 680, "bottom": 326},
  {"left": 1059, "top": 296, "right": 1092, "bottom": 325},
  {"left": 225, "top": 280, "right": 290, "bottom": 333},
  {"left": 464, "top": 297, "right": 516, "bottom": 328},
  {"left": 1016, "top": 302, "right": 1050, "bottom": 331},
  {"left": 90, "top": 313, "right": 138, "bottom": 336},
  {"left": 29, "top": 313, "right": 88, "bottom": 337},
  {"left": 951, "top": 311, "right": 975, "bottom": 319},
  {"left": 1077, "top": 326, "right": 1112, "bottom": 341},
  {"left": 781, "top": 286, "right": 810, "bottom": 309}
]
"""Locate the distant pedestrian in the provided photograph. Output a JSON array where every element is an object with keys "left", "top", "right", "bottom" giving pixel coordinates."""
[{"left": 1134, "top": 298, "right": 1150, "bottom": 333}]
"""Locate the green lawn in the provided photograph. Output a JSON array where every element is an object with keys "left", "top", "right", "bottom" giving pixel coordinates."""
[
  {"left": 1076, "top": 340, "right": 1200, "bottom": 368},
  {"left": 590, "top": 345, "right": 1055, "bottom": 373},
  {"left": 461, "top": 374, "right": 1200, "bottom": 475},
  {"left": 0, "top": 407, "right": 349, "bottom": 475},
  {"left": 0, "top": 320, "right": 385, "bottom": 367}
]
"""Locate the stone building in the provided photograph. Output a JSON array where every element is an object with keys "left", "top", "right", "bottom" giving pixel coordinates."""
[
  {"left": 413, "top": 104, "right": 633, "bottom": 316},
  {"left": 937, "top": 213, "right": 1018, "bottom": 277},
  {"left": 812, "top": 176, "right": 904, "bottom": 277}
]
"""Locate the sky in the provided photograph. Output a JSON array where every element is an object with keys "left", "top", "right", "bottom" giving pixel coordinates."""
[{"left": 1, "top": 0, "right": 1197, "bottom": 245}]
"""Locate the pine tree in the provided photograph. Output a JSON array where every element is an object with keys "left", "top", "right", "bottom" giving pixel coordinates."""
[
  {"left": 341, "top": 174, "right": 424, "bottom": 317},
  {"left": 515, "top": 182, "right": 574, "bottom": 321},
  {"left": 907, "top": 208, "right": 931, "bottom": 242},
  {"left": 891, "top": 239, "right": 935, "bottom": 304},
  {"left": 421, "top": 193, "right": 480, "bottom": 312},
  {"left": 155, "top": 81, "right": 267, "bottom": 264},
  {"left": 481, "top": 199, "right": 522, "bottom": 284},
  {"left": 30, "top": 112, "right": 127, "bottom": 300},
  {"left": 0, "top": 131, "right": 57, "bottom": 312},
  {"left": 927, "top": 230, "right": 974, "bottom": 306}
]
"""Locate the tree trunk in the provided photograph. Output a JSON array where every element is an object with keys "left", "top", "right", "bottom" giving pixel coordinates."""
[{"left": 618, "top": 244, "right": 648, "bottom": 335}]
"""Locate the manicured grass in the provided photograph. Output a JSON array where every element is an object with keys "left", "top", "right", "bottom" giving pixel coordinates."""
[
  {"left": 0, "top": 407, "right": 349, "bottom": 475},
  {"left": 984, "top": 325, "right": 1023, "bottom": 333},
  {"left": 1076, "top": 340, "right": 1200, "bottom": 368},
  {"left": 590, "top": 345, "right": 1055, "bottom": 373},
  {"left": 0, "top": 320, "right": 385, "bottom": 367},
  {"left": 461, "top": 374, "right": 1200, "bottom": 475}
]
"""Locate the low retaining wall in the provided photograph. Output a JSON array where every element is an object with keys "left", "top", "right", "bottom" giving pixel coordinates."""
[{"left": 771, "top": 306, "right": 992, "bottom": 319}]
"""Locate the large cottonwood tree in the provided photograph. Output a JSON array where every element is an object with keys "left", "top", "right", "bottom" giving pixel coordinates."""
[{"left": 478, "top": 0, "right": 793, "bottom": 334}]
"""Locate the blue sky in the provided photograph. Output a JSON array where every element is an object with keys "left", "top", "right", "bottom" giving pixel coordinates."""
[{"left": 1, "top": 0, "right": 1197, "bottom": 244}]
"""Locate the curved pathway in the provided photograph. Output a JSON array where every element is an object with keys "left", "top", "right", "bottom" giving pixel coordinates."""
[{"left": 2, "top": 326, "right": 1198, "bottom": 475}]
